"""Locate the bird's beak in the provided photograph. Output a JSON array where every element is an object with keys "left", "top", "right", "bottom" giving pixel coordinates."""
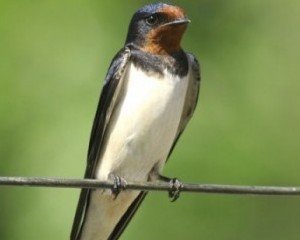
[{"left": 162, "top": 17, "right": 191, "bottom": 27}]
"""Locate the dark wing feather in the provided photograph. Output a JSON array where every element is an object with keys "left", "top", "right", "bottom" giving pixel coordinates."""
[
  {"left": 167, "top": 53, "right": 201, "bottom": 159},
  {"left": 107, "top": 53, "right": 201, "bottom": 240},
  {"left": 108, "top": 192, "right": 148, "bottom": 240},
  {"left": 70, "top": 47, "right": 131, "bottom": 240}
]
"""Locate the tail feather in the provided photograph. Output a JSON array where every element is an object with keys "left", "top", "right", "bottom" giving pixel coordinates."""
[
  {"left": 70, "top": 189, "right": 90, "bottom": 240},
  {"left": 108, "top": 192, "right": 148, "bottom": 240}
]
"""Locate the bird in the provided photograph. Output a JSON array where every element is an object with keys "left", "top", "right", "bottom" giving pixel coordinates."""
[{"left": 70, "top": 3, "right": 201, "bottom": 240}]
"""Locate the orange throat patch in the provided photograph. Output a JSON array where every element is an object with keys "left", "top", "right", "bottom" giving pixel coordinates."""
[
  {"left": 142, "top": 24, "right": 187, "bottom": 55},
  {"left": 142, "top": 5, "right": 188, "bottom": 55}
]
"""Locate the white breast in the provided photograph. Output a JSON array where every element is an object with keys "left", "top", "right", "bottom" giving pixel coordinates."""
[
  {"left": 80, "top": 62, "right": 189, "bottom": 240},
  {"left": 96, "top": 63, "right": 189, "bottom": 180}
]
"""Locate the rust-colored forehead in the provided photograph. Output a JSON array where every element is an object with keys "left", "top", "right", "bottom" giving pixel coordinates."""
[
  {"left": 141, "top": 5, "right": 188, "bottom": 55},
  {"left": 158, "top": 5, "right": 186, "bottom": 19}
]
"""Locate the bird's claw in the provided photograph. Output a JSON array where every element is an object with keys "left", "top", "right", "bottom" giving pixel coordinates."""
[
  {"left": 168, "top": 178, "right": 183, "bottom": 202},
  {"left": 109, "top": 174, "right": 127, "bottom": 199}
]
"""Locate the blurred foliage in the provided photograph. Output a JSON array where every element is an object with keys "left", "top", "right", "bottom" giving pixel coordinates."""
[{"left": 0, "top": 1, "right": 300, "bottom": 239}]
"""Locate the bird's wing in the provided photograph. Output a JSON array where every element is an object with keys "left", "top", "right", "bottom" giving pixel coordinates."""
[
  {"left": 70, "top": 47, "right": 131, "bottom": 240},
  {"left": 107, "top": 53, "right": 201, "bottom": 240},
  {"left": 108, "top": 191, "right": 148, "bottom": 240},
  {"left": 167, "top": 53, "right": 201, "bottom": 159}
]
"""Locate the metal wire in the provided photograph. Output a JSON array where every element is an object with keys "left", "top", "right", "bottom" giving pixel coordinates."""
[{"left": 0, "top": 176, "right": 300, "bottom": 196}]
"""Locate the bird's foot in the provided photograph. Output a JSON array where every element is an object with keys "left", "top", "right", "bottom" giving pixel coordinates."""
[
  {"left": 158, "top": 175, "right": 183, "bottom": 202},
  {"left": 109, "top": 174, "right": 127, "bottom": 199}
]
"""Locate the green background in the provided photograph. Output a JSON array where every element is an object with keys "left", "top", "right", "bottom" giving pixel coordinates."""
[{"left": 0, "top": 1, "right": 300, "bottom": 239}]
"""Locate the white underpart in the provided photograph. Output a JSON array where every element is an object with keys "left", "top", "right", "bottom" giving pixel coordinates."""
[{"left": 80, "top": 63, "right": 189, "bottom": 240}]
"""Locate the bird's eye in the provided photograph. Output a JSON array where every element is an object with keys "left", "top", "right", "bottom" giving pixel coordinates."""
[{"left": 145, "top": 14, "right": 159, "bottom": 26}]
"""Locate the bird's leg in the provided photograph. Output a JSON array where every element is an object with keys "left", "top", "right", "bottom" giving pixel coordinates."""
[
  {"left": 148, "top": 164, "right": 183, "bottom": 201},
  {"left": 108, "top": 173, "right": 127, "bottom": 199},
  {"left": 158, "top": 175, "right": 183, "bottom": 202}
]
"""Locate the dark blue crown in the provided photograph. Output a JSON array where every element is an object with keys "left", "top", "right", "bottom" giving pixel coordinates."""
[{"left": 136, "top": 3, "right": 168, "bottom": 15}]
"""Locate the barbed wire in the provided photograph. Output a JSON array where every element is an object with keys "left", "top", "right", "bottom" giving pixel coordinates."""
[{"left": 0, "top": 176, "right": 300, "bottom": 196}]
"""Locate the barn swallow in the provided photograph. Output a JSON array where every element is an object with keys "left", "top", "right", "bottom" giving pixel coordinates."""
[{"left": 71, "top": 3, "right": 200, "bottom": 240}]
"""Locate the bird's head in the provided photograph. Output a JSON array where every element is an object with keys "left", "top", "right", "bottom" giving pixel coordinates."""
[{"left": 125, "top": 3, "right": 190, "bottom": 55}]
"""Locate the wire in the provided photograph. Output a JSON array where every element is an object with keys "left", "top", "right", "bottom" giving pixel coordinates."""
[{"left": 0, "top": 176, "right": 299, "bottom": 195}]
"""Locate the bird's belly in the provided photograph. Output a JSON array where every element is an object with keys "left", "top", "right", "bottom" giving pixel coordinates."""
[
  {"left": 95, "top": 64, "right": 188, "bottom": 181},
  {"left": 80, "top": 64, "right": 189, "bottom": 240}
]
